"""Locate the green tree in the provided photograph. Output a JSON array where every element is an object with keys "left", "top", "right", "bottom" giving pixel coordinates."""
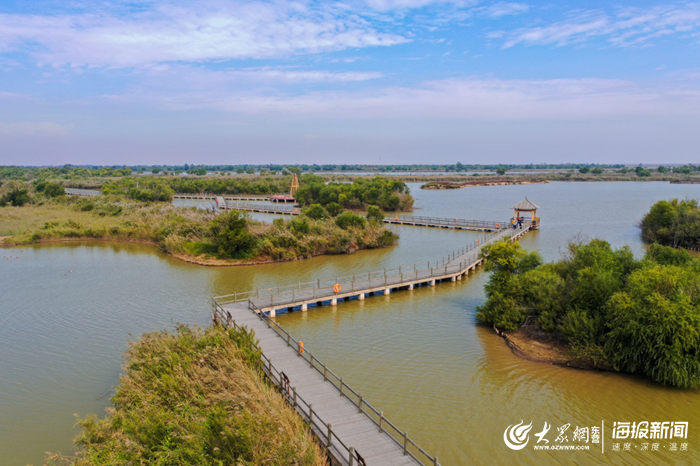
[
  {"left": 43, "top": 182, "right": 66, "bottom": 198},
  {"left": 496, "top": 166, "right": 507, "bottom": 175},
  {"left": 605, "top": 265, "right": 700, "bottom": 388},
  {"left": 303, "top": 204, "right": 328, "bottom": 220},
  {"left": 579, "top": 166, "right": 591, "bottom": 174},
  {"left": 366, "top": 205, "right": 384, "bottom": 223},
  {"left": 335, "top": 211, "right": 366, "bottom": 230},
  {"left": 475, "top": 240, "right": 542, "bottom": 330},
  {"left": 325, "top": 202, "right": 343, "bottom": 217},
  {"left": 0, "top": 182, "right": 31, "bottom": 206},
  {"left": 208, "top": 211, "right": 257, "bottom": 258}
]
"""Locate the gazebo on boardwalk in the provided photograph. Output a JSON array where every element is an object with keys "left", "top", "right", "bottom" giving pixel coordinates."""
[{"left": 512, "top": 198, "right": 540, "bottom": 229}]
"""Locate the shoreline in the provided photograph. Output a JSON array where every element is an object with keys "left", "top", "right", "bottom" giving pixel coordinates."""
[
  {"left": 0, "top": 235, "right": 385, "bottom": 267},
  {"left": 493, "top": 325, "right": 604, "bottom": 371}
]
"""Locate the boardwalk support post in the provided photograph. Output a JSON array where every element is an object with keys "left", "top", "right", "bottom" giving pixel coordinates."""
[
  {"left": 379, "top": 411, "right": 384, "bottom": 433},
  {"left": 349, "top": 447, "right": 355, "bottom": 466},
  {"left": 301, "top": 303, "right": 308, "bottom": 311},
  {"left": 358, "top": 293, "right": 365, "bottom": 301},
  {"left": 358, "top": 395, "right": 363, "bottom": 413},
  {"left": 404, "top": 431, "right": 408, "bottom": 455}
]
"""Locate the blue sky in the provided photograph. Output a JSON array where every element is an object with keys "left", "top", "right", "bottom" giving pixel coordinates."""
[{"left": 1, "top": 0, "right": 699, "bottom": 165}]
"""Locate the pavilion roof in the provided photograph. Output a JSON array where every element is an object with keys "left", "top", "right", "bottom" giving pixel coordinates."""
[{"left": 512, "top": 198, "right": 540, "bottom": 211}]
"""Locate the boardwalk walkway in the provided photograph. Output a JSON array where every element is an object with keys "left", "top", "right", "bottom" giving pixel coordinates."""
[
  {"left": 383, "top": 215, "right": 508, "bottom": 232},
  {"left": 216, "top": 223, "right": 531, "bottom": 316},
  {"left": 213, "top": 213, "right": 535, "bottom": 465},
  {"left": 214, "top": 301, "right": 433, "bottom": 465}
]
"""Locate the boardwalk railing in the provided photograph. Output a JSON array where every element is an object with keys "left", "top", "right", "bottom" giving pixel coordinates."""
[
  {"left": 214, "top": 223, "right": 531, "bottom": 309},
  {"left": 213, "top": 301, "right": 441, "bottom": 466},
  {"left": 222, "top": 202, "right": 299, "bottom": 214},
  {"left": 174, "top": 193, "right": 278, "bottom": 201},
  {"left": 212, "top": 308, "right": 376, "bottom": 466},
  {"left": 384, "top": 215, "right": 507, "bottom": 229}
]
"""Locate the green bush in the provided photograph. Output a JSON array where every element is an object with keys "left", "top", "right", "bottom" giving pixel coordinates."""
[
  {"left": 605, "top": 266, "right": 700, "bottom": 388},
  {"left": 477, "top": 237, "right": 700, "bottom": 387},
  {"left": 325, "top": 202, "right": 343, "bottom": 217},
  {"left": 0, "top": 182, "right": 31, "bottom": 206},
  {"left": 208, "top": 211, "right": 257, "bottom": 259},
  {"left": 303, "top": 204, "right": 328, "bottom": 220},
  {"left": 366, "top": 205, "right": 384, "bottom": 223},
  {"left": 641, "top": 199, "right": 700, "bottom": 249},
  {"left": 335, "top": 211, "right": 366, "bottom": 230}
]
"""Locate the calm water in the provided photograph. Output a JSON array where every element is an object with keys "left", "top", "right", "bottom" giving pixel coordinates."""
[{"left": 1, "top": 182, "right": 700, "bottom": 465}]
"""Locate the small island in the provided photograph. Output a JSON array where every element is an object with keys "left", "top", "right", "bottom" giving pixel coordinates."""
[
  {"left": 477, "top": 236, "right": 700, "bottom": 388},
  {"left": 0, "top": 174, "right": 411, "bottom": 265}
]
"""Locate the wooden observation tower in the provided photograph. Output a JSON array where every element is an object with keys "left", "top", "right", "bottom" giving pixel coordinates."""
[{"left": 290, "top": 173, "right": 299, "bottom": 196}]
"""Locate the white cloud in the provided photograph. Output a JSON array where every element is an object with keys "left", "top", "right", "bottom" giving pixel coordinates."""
[
  {"left": 497, "top": 3, "right": 700, "bottom": 48},
  {"left": 0, "top": 121, "right": 74, "bottom": 136},
  {"left": 0, "top": 1, "right": 408, "bottom": 67},
  {"left": 362, "top": 0, "right": 469, "bottom": 11},
  {"left": 115, "top": 75, "right": 700, "bottom": 122},
  {"left": 478, "top": 2, "right": 529, "bottom": 18},
  {"left": 231, "top": 68, "right": 383, "bottom": 82}
]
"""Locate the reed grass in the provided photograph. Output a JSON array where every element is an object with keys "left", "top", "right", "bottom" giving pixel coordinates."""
[{"left": 46, "top": 325, "right": 328, "bottom": 465}]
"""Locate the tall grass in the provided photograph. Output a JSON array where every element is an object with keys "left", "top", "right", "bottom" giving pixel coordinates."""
[{"left": 47, "top": 325, "right": 328, "bottom": 466}]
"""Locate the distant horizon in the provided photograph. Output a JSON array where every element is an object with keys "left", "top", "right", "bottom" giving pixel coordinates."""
[
  {"left": 2, "top": 162, "right": 694, "bottom": 170},
  {"left": 2, "top": 0, "right": 700, "bottom": 165}
]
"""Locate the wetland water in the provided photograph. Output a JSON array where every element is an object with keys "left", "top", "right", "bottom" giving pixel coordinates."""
[{"left": 1, "top": 181, "right": 699, "bottom": 465}]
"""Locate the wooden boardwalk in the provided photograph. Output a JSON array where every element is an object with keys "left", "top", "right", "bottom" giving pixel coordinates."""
[
  {"left": 216, "top": 223, "right": 531, "bottom": 316},
  {"left": 219, "top": 201, "right": 300, "bottom": 215},
  {"left": 212, "top": 222, "right": 534, "bottom": 465},
  {"left": 214, "top": 302, "right": 432, "bottom": 465},
  {"left": 383, "top": 215, "right": 508, "bottom": 232},
  {"left": 174, "top": 193, "right": 298, "bottom": 203}
]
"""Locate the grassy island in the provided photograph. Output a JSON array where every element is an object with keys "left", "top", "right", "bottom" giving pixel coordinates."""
[
  {"left": 47, "top": 325, "right": 327, "bottom": 465},
  {"left": 477, "top": 239, "right": 700, "bottom": 388},
  {"left": 0, "top": 197, "right": 398, "bottom": 265}
]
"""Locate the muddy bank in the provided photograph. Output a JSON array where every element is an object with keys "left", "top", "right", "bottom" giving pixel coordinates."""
[{"left": 492, "top": 326, "right": 609, "bottom": 371}]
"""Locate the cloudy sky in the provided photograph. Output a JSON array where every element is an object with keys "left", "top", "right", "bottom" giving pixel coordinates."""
[{"left": 1, "top": 0, "right": 699, "bottom": 165}]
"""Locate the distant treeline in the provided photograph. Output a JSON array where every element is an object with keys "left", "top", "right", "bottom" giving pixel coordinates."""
[
  {"left": 0, "top": 163, "right": 642, "bottom": 181},
  {"left": 100, "top": 175, "right": 413, "bottom": 211},
  {"left": 477, "top": 239, "right": 700, "bottom": 388}
]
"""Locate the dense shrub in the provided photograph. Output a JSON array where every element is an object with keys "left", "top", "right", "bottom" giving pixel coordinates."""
[
  {"left": 366, "top": 205, "right": 385, "bottom": 223},
  {"left": 477, "top": 239, "right": 700, "bottom": 387},
  {"left": 0, "top": 182, "right": 31, "bottom": 206},
  {"left": 303, "top": 204, "right": 328, "bottom": 219},
  {"left": 208, "top": 211, "right": 257, "bottom": 259},
  {"left": 335, "top": 211, "right": 366, "bottom": 230},
  {"left": 641, "top": 199, "right": 700, "bottom": 249},
  {"left": 294, "top": 176, "right": 412, "bottom": 211}
]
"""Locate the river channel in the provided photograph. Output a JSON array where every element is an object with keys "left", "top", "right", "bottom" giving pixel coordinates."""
[{"left": 1, "top": 181, "right": 699, "bottom": 465}]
